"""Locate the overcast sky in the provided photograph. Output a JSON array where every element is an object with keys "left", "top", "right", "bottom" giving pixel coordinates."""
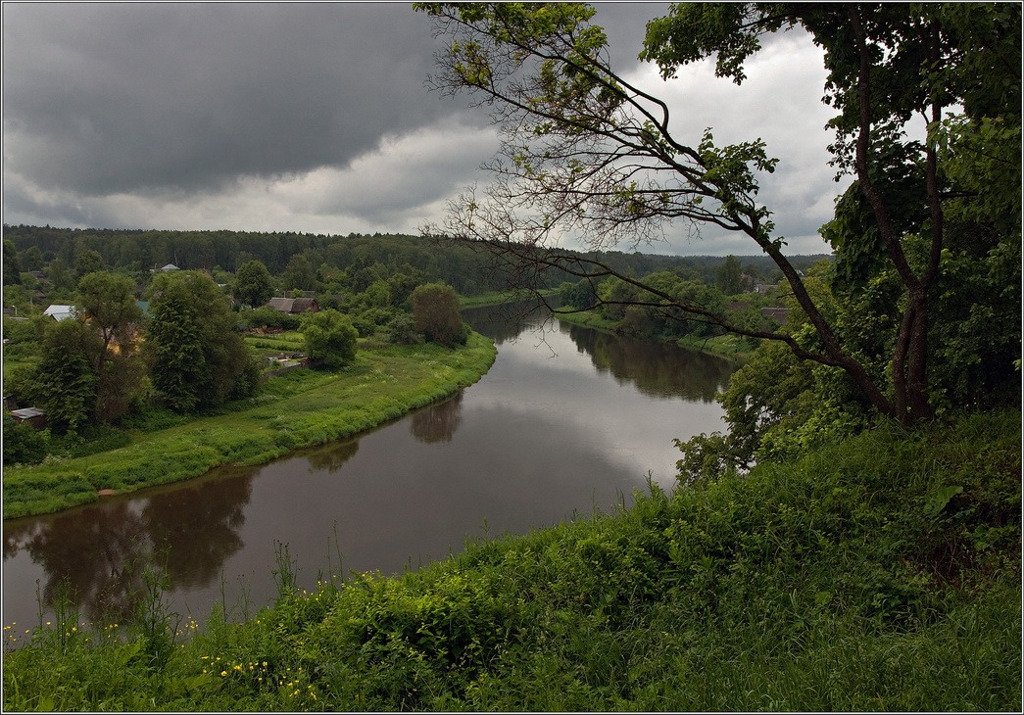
[{"left": 2, "top": 2, "right": 841, "bottom": 256}]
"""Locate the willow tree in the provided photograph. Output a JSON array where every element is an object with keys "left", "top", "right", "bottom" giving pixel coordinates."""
[{"left": 416, "top": 2, "right": 1021, "bottom": 425}]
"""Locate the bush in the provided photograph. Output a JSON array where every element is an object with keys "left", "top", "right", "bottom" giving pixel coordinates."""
[
  {"left": 2, "top": 417, "right": 48, "bottom": 465},
  {"left": 386, "top": 313, "right": 422, "bottom": 345},
  {"left": 302, "top": 309, "right": 359, "bottom": 369},
  {"left": 237, "top": 307, "right": 302, "bottom": 332}
]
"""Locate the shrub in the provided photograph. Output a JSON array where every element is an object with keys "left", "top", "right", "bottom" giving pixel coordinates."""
[
  {"left": 302, "top": 309, "right": 359, "bottom": 369},
  {"left": 2, "top": 417, "right": 48, "bottom": 465}
]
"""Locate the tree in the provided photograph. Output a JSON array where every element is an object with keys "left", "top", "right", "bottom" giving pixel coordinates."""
[
  {"left": 302, "top": 309, "right": 359, "bottom": 369},
  {"left": 715, "top": 255, "right": 744, "bottom": 295},
  {"left": 73, "top": 248, "right": 105, "bottom": 281},
  {"left": 32, "top": 318, "right": 102, "bottom": 433},
  {"left": 233, "top": 259, "right": 274, "bottom": 309},
  {"left": 281, "top": 253, "right": 319, "bottom": 292},
  {"left": 76, "top": 271, "right": 147, "bottom": 422},
  {"left": 410, "top": 282, "right": 466, "bottom": 347},
  {"left": 3, "top": 239, "right": 22, "bottom": 285},
  {"left": 416, "top": 2, "right": 1021, "bottom": 425},
  {"left": 145, "top": 271, "right": 259, "bottom": 412}
]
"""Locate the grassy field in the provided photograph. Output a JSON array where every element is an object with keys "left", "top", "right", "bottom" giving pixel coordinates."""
[
  {"left": 2, "top": 332, "right": 497, "bottom": 519},
  {"left": 3, "top": 410, "right": 1019, "bottom": 711}
]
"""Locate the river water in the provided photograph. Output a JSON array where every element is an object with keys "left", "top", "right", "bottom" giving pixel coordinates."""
[{"left": 2, "top": 305, "right": 734, "bottom": 631}]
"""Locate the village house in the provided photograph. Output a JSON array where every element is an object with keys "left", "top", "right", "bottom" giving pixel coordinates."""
[
  {"left": 760, "top": 307, "right": 790, "bottom": 324},
  {"left": 43, "top": 304, "right": 77, "bottom": 321},
  {"left": 266, "top": 297, "right": 320, "bottom": 314}
]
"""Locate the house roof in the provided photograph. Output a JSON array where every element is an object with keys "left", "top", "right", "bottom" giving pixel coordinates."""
[
  {"left": 43, "top": 304, "right": 77, "bottom": 321},
  {"left": 266, "top": 297, "right": 318, "bottom": 314},
  {"left": 10, "top": 407, "right": 45, "bottom": 420}
]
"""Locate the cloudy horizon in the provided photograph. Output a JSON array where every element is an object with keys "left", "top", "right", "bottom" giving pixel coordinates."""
[{"left": 3, "top": 2, "right": 843, "bottom": 257}]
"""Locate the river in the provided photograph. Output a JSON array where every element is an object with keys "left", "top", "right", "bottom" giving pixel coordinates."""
[{"left": 2, "top": 305, "right": 735, "bottom": 632}]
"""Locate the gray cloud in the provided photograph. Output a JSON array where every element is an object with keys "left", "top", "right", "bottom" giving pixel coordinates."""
[
  {"left": 3, "top": 3, "right": 459, "bottom": 196},
  {"left": 3, "top": 2, "right": 836, "bottom": 256}
]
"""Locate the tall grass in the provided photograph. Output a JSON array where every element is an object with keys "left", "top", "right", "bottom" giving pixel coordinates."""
[{"left": 4, "top": 410, "right": 1019, "bottom": 711}]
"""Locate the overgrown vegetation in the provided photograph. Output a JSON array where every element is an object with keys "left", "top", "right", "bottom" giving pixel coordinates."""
[{"left": 4, "top": 411, "right": 1019, "bottom": 711}]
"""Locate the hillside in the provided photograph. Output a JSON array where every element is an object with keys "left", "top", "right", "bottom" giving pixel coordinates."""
[{"left": 4, "top": 410, "right": 1019, "bottom": 711}]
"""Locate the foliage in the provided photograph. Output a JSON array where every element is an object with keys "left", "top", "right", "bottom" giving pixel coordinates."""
[
  {"left": 558, "top": 278, "right": 599, "bottom": 310},
  {"left": 301, "top": 309, "right": 359, "bottom": 369},
  {"left": 3, "top": 238, "right": 21, "bottom": 285},
  {"left": 2, "top": 417, "right": 49, "bottom": 465},
  {"left": 410, "top": 282, "right": 467, "bottom": 347},
  {"left": 232, "top": 259, "right": 274, "bottom": 309},
  {"left": 280, "top": 253, "right": 319, "bottom": 292},
  {"left": 3, "top": 411, "right": 1020, "bottom": 711},
  {"left": 30, "top": 318, "right": 102, "bottom": 433},
  {"left": 76, "top": 271, "right": 147, "bottom": 422},
  {"left": 145, "top": 271, "right": 259, "bottom": 413},
  {"left": 385, "top": 312, "right": 421, "bottom": 345},
  {"left": 715, "top": 255, "right": 745, "bottom": 295}
]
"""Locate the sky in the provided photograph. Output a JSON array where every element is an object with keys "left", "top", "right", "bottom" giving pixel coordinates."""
[{"left": 2, "top": 2, "right": 842, "bottom": 257}]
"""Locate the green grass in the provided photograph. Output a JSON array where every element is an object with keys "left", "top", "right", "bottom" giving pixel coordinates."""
[
  {"left": 458, "top": 289, "right": 558, "bottom": 309},
  {"left": 3, "top": 410, "right": 1020, "bottom": 711},
  {"left": 2, "top": 332, "right": 497, "bottom": 519}
]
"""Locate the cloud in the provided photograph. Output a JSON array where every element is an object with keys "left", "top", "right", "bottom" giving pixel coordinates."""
[
  {"left": 2, "top": 3, "right": 460, "bottom": 196},
  {"left": 620, "top": 30, "right": 845, "bottom": 255},
  {"left": 2, "top": 2, "right": 841, "bottom": 256}
]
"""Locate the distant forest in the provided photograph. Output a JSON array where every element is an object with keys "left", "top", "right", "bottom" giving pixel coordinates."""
[{"left": 2, "top": 224, "right": 831, "bottom": 297}]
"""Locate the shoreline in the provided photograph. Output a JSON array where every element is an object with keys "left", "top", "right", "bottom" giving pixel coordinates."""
[
  {"left": 2, "top": 332, "right": 498, "bottom": 520},
  {"left": 551, "top": 309, "right": 753, "bottom": 364}
]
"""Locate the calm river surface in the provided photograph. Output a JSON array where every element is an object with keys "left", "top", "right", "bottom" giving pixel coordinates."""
[{"left": 2, "top": 306, "right": 734, "bottom": 631}]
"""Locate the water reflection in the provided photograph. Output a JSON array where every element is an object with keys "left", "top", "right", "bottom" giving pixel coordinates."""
[
  {"left": 3, "top": 468, "right": 255, "bottom": 624},
  {"left": 562, "top": 323, "right": 733, "bottom": 402},
  {"left": 411, "top": 392, "right": 464, "bottom": 444},
  {"left": 304, "top": 438, "right": 360, "bottom": 474}
]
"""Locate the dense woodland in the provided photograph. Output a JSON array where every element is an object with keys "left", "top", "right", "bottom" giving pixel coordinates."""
[{"left": 2, "top": 223, "right": 825, "bottom": 297}]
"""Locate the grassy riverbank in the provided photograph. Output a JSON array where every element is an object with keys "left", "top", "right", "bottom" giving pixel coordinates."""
[
  {"left": 3, "top": 410, "right": 1020, "bottom": 711},
  {"left": 2, "top": 332, "right": 497, "bottom": 519},
  {"left": 458, "top": 289, "right": 559, "bottom": 309},
  {"left": 553, "top": 309, "right": 755, "bottom": 363}
]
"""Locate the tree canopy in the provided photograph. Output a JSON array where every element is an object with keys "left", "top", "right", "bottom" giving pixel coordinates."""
[
  {"left": 145, "top": 271, "right": 259, "bottom": 412},
  {"left": 410, "top": 282, "right": 466, "bottom": 347},
  {"left": 302, "top": 309, "right": 359, "bottom": 369},
  {"left": 233, "top": 259, "right": 275, "bottom": 309},
  {"left": 416, "top": 1, "right": 1021, "bottom": 425}
]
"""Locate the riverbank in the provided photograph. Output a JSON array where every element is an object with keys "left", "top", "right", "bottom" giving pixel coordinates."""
[
  {"left": 458, "top": 288, "right": 559, "bottom": 309},
  {"left": 553, "top": 309, "right": 755, "bottom": 363},
  {"left": 4, "top": 410, "right": 1019, "bottom": 710},
  {"left": 2, "top": 332, "right": 497, "bottom": 519}
]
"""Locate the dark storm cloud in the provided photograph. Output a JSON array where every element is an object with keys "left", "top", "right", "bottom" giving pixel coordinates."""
[
  {"left": 2, "top": 2, "right": 833, "bottom": 254},
  {"left": 3, "top": 2, "right": 462, "bottom": 197}
]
